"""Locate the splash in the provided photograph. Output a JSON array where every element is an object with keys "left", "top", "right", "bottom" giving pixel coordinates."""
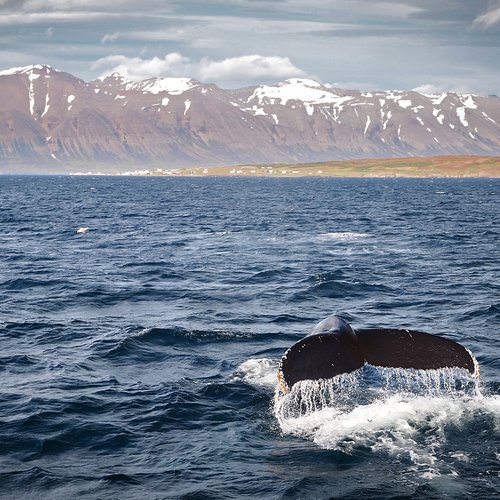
[
  {"left": 233, "top": 358, "right": 279, "bottom": 387},
  {"left": 273, "top": 365, "right": 496, "bottom": 478}
]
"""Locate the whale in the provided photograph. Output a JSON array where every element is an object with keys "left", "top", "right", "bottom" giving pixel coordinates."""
[{"left": 277, "top": 316, "right": 479, "bottom": 393}]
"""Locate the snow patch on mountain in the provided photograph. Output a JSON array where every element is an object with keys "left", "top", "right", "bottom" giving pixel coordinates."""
[
  {"left": 482, "top": 111, "right": 497, "bottom": 124},
  {"left": 28, "top": 77, "right": 36, "bottom": 117},
  {"left": 398, "top": 99, "right": 412, "bottom": 109},
  {"left": 457, "top": 107, "right": 469, "bottom": 127},
  {"left": 137, "top": 77, "right": 198, "bottom": 95},
  {"left": 461, "top": 95, "right": 477, "bottom": 109},
  {"left": 248, "top": 79, "right": 354, "bottom": 108},
  {"left": 364, "top": 115, "right": 371, "bottom": 135},
  {"left": 41, "top": 90, "right": 50, "bottom": 118},
  {"left": 0, "top": 64, "right": 58, "bottom": 77},
  {"left": 430, "top": 93, "right": 447, "bottom": 106}
]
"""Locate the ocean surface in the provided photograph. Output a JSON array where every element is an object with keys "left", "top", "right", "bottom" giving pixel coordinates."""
[{"left": 0, "top": 175, "right": 498, "bottom": 499}]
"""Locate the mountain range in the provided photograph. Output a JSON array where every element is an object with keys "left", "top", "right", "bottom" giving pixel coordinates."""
[{"left": 1, "top": 64, "right": 499, "bottom": 172}]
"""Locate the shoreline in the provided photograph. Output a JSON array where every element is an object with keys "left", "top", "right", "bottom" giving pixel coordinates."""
[
  {"left": 3, "top": 155, "right": 500, "bottom": 178},
  {"left": 86, "top": 155, "right": 500, "bottom": 178}
]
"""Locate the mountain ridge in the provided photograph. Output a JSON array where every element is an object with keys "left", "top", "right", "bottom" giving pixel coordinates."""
[{"left": 1, "top": 64, "right": 500, "bottom": 172}]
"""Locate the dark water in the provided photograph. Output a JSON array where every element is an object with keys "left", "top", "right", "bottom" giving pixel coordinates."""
[{"left": 0, "top": 175, "right": 498, "bottom": 499}]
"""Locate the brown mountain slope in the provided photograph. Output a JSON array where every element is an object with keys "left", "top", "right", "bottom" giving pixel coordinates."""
[{"left": 1, "top": 65, "right": 500, "bottom": 172}]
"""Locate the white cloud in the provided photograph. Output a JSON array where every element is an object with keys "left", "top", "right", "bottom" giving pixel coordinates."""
[
  {"left": 0, "top": 11, "right": 122, "bottom": 25},
  {"left": 19, "top": 0, "right": 162, "bottom": 12},
  {"left": 92, "top": 52, "right": 308, "bottom": 84},
  {"left": 199, "top": 55, "right": 305, "bottom": 81},
  {"left": 412, "top": 82, "right": 476, "bottom": 95},
  {"left": 412, "top": 83, "right": 445, "bottom": 95},
  {"left": 45, "top": 26, "right": 54, "bottom": 38},
  {"left": 472, "top": 1, "right": 500, "bottom": 29},
  {"left": 92, "top": 53, "right": 190, "bottom": 80},
  {"left": 101, "top": 32, "right": 119, "bottom": 44}
]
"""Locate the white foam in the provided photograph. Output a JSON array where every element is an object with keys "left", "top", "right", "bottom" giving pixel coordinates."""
[
  {"left": 273, "top": 367, "right": 493, "bottom": 478},
  {"left": 318, "top": 232, "right": 369, "bottom": 241},
  {"left": 233, "top": 358, "right": 279, "bottom": 387}
]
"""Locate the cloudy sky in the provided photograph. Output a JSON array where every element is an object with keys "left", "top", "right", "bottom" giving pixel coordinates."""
[{"left": 1, "top": 0, "right": 499, "bottom": 93}]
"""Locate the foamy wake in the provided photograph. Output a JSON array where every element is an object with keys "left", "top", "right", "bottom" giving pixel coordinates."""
[{"left": 272, "top": 367, "right": 500, "bottom": 478}]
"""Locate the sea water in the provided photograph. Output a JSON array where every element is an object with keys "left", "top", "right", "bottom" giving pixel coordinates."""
[{"left": 0, "top": 176, "right": 498, "bottom": 498}]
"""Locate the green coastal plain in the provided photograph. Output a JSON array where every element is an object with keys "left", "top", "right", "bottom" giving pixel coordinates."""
[{"left": 183, "top": 155, "right": 500, "bottom": 178}]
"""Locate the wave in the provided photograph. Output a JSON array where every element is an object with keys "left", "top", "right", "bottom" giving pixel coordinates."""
[
  {"left": 294, "top": 272, "right": 393, "bottom": 300},
  {"left": 462, "top": 303, "right": 500, "bottom": 322},
  {"left": 1, "top": 320, "right": 67, "bottom": 338},
  {"left": 224, "top": 267, "right": 297, "bottom": 285},
  {"left": 0, "top": 354, "right": 38, "bottom": 370},
  {"left": 96, "top": 328, "right": 294, "bottom": 362},
  {"left": 1, "top": 278, "right": 75, "bottom": 291}
]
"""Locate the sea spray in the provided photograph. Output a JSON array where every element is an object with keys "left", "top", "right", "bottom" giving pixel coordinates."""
[
  {"left": 233, "top": 358, "right": 279, "bottom": 387},
  {"left": 366, "top": 365, "right": 481, "bottom": 396},
  {"left": 274, "top": 370, "right": 363, "bottom": 422},
  {"left": 275, "top": 366, "right": 480, "bottom": 421},
  {"left": 273, "top": 365, "right": 491, "bottom": 478}
]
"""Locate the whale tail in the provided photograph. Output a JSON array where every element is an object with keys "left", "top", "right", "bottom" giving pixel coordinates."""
[{"left": 277, "top": 317, "right": 479, "bottom": 393}]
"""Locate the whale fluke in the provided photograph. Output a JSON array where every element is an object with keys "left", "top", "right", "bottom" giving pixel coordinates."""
[{"left": 277, "top": 316, "right": 479, "bottom": 393}]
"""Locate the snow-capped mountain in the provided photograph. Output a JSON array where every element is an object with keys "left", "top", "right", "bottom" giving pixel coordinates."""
[{"left": 1, "top": 64, "right": 499, "bottom": 171}]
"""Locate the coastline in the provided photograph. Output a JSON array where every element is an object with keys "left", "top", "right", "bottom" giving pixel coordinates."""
[
  {"left": 79, "top": 155, "right": 500, "bottom": 178},
  {"left": 184, "top": 155, "right": 500, "bottom": 178},
  {"left": 3, "top": 155, "right": 500, "bottom": 177}
]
